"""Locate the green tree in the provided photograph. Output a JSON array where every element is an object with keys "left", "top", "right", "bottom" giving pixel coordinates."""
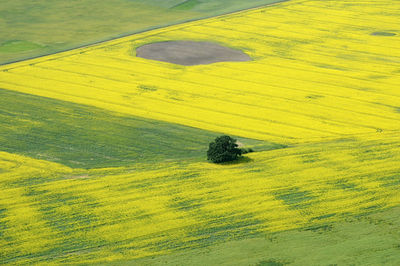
[{"left": 207, "top": 135, "right": 242, "bottom": 163}]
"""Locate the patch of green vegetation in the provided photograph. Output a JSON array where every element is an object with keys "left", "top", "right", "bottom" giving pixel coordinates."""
[
  {"left": 368, "top": 75, "right": 388, "bottom": 80},
  {"left": 304, "top": 224, "right": 333, "bottom": 233},
  {"left": 275, "top": 187, "right": 315, "bottom": 209},
  {"left": 333, "top": 179, "right": 363, "bottom": 191},
  {"left": 0, "top": 208, "right": 6, "bottom": 237},
  {"left": 0, "top": 0, "right": 286, "bottom": 65},
  {"left": 128, "top": 207, "right": 400, "bottom": 266},
  {"left": 354, "top": 146, "right": 394, "bottom": 162},
  {"left": 312, "top": 62, "right": 347, "bottom": 71},
  {"left": 371, "top": 31, "right": 397, "bottom": 37},
  {"left": 257, "top": 259, "right": 285, "bottom": 266},
  {"left": 35, "top": 190, "right": 99, "bottom": 231},
  {"left": 379, "top": 174, "right": 400, "bottom": 187},
  {"left": 305, "top": 94, "right": 324, "bottom": 100},
  {"left": 169, "top": 197, "right": 203, "bottom": 211},
  {"left": 186, "top": 213, "right": 261, "bottom": 246},
  {"left": 0, "top": 88, "right": 273, "bottom": 168},
  {"left": 301, "top": 153, "right": 319, "bottom": 163},
  {"left": 0, "top": 40, "right": 43, "bottom": 53},
  {"left": 19, "top": 187, "right": 107, "bottom": 260},
  {"left": 138, "top": 84, "right": 158, "bottom": 92},
  {"left": 255, "top": 143, "right": 288, "bottom": 152},
  {"left": 311, "top": 213, "right": 337, "bottom": 221}
]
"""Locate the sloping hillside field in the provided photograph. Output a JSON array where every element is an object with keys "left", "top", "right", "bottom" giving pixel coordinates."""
[{"left": 1, "top": 0, "right": 399, "bottom": 264}]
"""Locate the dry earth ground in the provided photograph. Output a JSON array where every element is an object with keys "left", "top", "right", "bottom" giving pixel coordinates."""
[{"left": 136, "top": 41, "right": 251, "bottom": 66}]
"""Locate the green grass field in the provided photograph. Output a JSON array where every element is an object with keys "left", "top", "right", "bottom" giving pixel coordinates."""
[
  {"left": 131, "top": 206, "right": 400, "bottom": 265},
  {"left": 0, "top": 88, "right": 276, "bottom": 168},
  {"left": 0, "top": 0, "right": 284, "bottom": 65}
]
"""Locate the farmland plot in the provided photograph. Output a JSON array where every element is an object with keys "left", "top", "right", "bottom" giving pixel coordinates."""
[
  {"left": 1, "top": 0, "right": 399, "bottom": 143},
  {"left": 0, "top": 0, "right": 285, "bottom": 65},
  {"left": 0, "top": 0, "right": 399, "bottom": 264},
  {"left": 0, "top": 88, "right": 272, "bottom": 168},
  {"left": 0, "top": 133, "right": 399, "bottom": 264}
]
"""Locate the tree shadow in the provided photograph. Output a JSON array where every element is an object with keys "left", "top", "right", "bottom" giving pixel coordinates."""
[{"left": 219, "top": 156, "right": 254, "bottom": 165}]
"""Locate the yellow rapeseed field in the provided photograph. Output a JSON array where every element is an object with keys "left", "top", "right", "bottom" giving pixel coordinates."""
[
  {"left": 1, "top": 132, "right": 399, "bottom": 263},
  {"left": 0, "top": 0, "right": 399, "bottom": 264},
  {"left": 1, "top": 0, "right": 399, "bottom": 144}
]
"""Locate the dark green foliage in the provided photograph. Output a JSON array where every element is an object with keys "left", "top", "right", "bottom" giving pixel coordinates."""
[
  {"left": 240, "top": 148, "right": 254, "bottom": 154},
  {"left": 207, "top": 135, "right": 242, "bottom": 163},
  {"left": 257, "top": 260, "right": 284, "bottom": 266}
]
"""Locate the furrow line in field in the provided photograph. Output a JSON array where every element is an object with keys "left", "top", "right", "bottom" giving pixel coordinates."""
[
  {"left": 219, "top": 62, "right": 400, "bottom": 101},
  {"left": 7, "top": 66, "right": 345, "bottom": 138},
  {"left": 275, "top": 5, "right": 400, "bottom": 28},
  {"left": 242, "top": 9, "right": 400, "bottom": 35},
  {"left": 169, "top": 29, "right": 400, "bottom": 93},
  {"left": 0, "top": 79, "right": 294, "bottom": 141},
  {"left": 192, "top": 64, "right": 400, "bottom": 119},
  {"left": 216, "top": 62, "right": 400, "bottom": 100},
  {"left": 56, "top": 55, "right": 400, "bottom": 128},
  {"left": 29, "top": 64, "right": 385, "bottom": 133},
  {"left": 178, "top": 25, "right": 400, "bottom": 82},
  {"left": 139, "top": 44, "right": 400, "bottom": 93},
  {"left": 207, "top": 18, "right": 400, "bottom": 53},
  {"left": 232, "top": 58, "right": 400, "bottom": 90},
  {"left": 1, "top": 81, "right": 331, "bottom": 142},
  {"left": 245, "top": 12, "right": 397, "bottom": 41},
  {"left": 94, "top": 53, "right": 400, "bottom": 113},
  {"left": 206, "top": 16, "right": 400, "bottom": 52},
  {"left": 181, "top": 25, "right": 400, "bottom": 68},
  {"left": 290, "top": 130, "right": 399, "bottom": 145},
  {"left": 291, "top": 1, "right": 400, "bottom": 17}
]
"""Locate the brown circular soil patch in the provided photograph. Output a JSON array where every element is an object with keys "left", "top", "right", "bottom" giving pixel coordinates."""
[{"left": 136, "top": 41, "right": 251, "bottom": 66}]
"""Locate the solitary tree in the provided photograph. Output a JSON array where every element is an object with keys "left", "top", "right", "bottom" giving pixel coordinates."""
[{"left": 207, "top": 135, "right": 242, "bottom": 163}]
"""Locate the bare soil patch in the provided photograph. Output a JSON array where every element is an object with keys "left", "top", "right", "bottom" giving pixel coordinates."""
[{"left": 136, "top": 41, "right": 251, "bottom": 66}]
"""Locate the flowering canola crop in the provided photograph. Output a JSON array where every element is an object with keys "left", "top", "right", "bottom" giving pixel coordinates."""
[
  {"left": 1, "top": 132, "right": 399, "bottom": 263},
  {"left": 1, "top": 0, "right": 399, "bottom": 143},
  {"left": 0, "top": 0, "right": 399, "bottom": 264}
]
